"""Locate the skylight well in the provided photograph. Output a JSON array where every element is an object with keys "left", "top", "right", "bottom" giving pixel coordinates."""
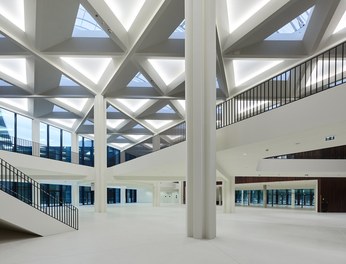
[
  {"left": 72, "top": 5, "right": 108, "bottom": 38},
  {"left": 127, "top": 72, "right": 152, "bottom": 87},
  {"left": 266, "top": 6, "right": 314, "bottom": 41},
  {"left": 157, "top": 105, "right": 175, "bottom": 114},
  {"left": 59, "top": 75, "right": 79, "bottom": 86},
  {"left": 169, "top": 20, "right": 185, "bottom": 39}
]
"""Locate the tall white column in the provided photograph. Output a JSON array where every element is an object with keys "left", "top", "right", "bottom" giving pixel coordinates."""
[
  {"left": 263, "top": 185, "right": 267, "bottom": 208},
  {"left": 121, "top": 186, "right": 126, "bottom": 204},
  {"left": 152, "top": 135, "right": 160, "bottom": 151},
  {"left": 291, "top": 189, "right": 295, "bottom": 209},
  {"left": 94, "top": 94, "right": 107, "bottom": 213},
  {"left": 223, "top": 177, "right": 235, "bottom": 213},
  {"left": 72, "top": 182, "right": 79, "bottom": 207},
  {"left": 153, "top": 182, "right": 160, "bottom": 207},
  {"left": 241, "top": 190, "right": 244, "bottom": 206},
  {"left": 71, "top": 132, "right": 79, "bottom": 164},
  {"left": 178, "top": 181, "right": 184, "bottom": 205},
  {"left": 186, "top": 0, "right": 216, "bottom": 239},
  {"left": 120, "top": 152, "right": 125, "bottom": 163},
  {"left": 32, "top": 119, "right": 40, "bottom": 156}
]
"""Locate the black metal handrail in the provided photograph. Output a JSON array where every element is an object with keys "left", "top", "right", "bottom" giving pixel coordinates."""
[
  {"left": 120, "top": 40, "right": 346, "bottom": 164},
  {"left": 216, "top": 41, "right": 346, "bottom": 128},
  {"left": 0, "top": 158, "right": 79, "bottom": 230},
  {"left": 0, "top": 135, "right": 84, "bottom": 166}
]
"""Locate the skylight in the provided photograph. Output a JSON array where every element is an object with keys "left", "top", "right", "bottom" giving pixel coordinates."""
[
  {"left": 266, "top": 6, "right": 314, "bottom": 41},
  {"left": 72, "top": 5, "right": 108, "bottom": 38},
  {"left": 133, "top": 124, "right": 144, "bottom": 129},
  {"left": 233, "top": 59, "right": 283, "bottom": 86},
  {"left": 53, "top": 105, "right": 68, "bottom": 112},
  {"left": 110, "top": 143, "right": 130, "bottom": 149},
  {"left": 0, "top": 33, "right": 5, "bottom": 38},
  {"left": 0, "top": 79, "right": 12, "bottom": 86},
  {"left": 107, "top": 119, "right": 125, "bottom": 129},
  {"left": 116, "top": 99, "right": 150, "bottom": 114},
  {"left": 105, "top": 0, "right": 145, "bottom": 31},
  {"left": 145, "top": 120, "right": 173, "bottom": 130},
  {"left": 334, "top": 11, "right": 346, "bottom": 34},
  {"left": 59, "top": 75, "right": 79, "bottom": 86},
  {"left": 107, "top": 105, "right": 119, "bottom": 112},
  {"left": 48, "top": 119, "right": 77, "bottom": 128},
  {"left": 0, "top": 58, "right": 27, "bottom": 84},
  {"left": 126, "top": 134, "right": 146, "bottom": 141},
  {"left": 83, "top": 120, "right": 94, "bottom": 125},
  {"left": 216, "top": 79, "right": 220, "bottom": 89},
  {"left": 0, "top": 0, "right": 25, "bottom": 31},
  {"left": 157, "top": 105, "right": 175, "bottom": 114},
  {"left": 127, "top": 72, "right": 152, "bottom": 87},
  {"left": 60, "top": 57, "right": 112, "bottom": 84},
  {"left": 148, "top": 59, "right": 185, "bottom": 86},
  {"left": 0, "top": 98, "right": 28, "bottom": 111},
  {"left": 55, "top": 98, "right": 88, "bottom": 112},
  {"left": 169, "top": 20, "right": 185, "bottom": 39}
]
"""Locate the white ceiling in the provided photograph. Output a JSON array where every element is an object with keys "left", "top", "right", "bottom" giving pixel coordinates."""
[{"left": 0, "top": 0, "right": 345, "bottom": 152}]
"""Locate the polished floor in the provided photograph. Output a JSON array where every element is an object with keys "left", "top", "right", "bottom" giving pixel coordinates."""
[{"left": 1, "top": 205, "right": 346, "bottom": 264}]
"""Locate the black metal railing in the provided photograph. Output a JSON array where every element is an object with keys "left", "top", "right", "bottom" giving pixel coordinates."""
[
  {"left": 216, "top": 41, "right": 346, "bottom": 128},
  {"left": 120, "top": 41, "right": 346, "bottom": 164},
  {"left": 0, "top": 135, "right": 87, "bottom": 166},
  {"left": 0, "top": 158, "right": 78, "bottom": 230}
]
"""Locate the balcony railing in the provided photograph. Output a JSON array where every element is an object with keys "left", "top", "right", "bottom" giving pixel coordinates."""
[{"left": 0, "top": 158, "right": 79, "bottom": 230}]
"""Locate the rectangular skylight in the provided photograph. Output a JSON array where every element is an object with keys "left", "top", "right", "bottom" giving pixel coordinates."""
[{"left": 169, "top": 20, "right": 185, "bottom": 39}]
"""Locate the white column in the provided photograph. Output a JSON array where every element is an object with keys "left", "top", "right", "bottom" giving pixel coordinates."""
[
  {"left": 94, "top": 94, "right": 107, "bottom": 213},
  {"left": 152, "top": 182, "right": 160, "bottom": 207},
  {"left": 291, "top": 189, "right": 295, "bottom": 209},
  {"left": 72, "top": 182, "right": 79, "bottom": 207},
  {"left": 263, "top": 185, "right": 267, "bottom": 208},
  {"left": 71, "top": 132, "right": 79, "bottom": 164},
  {"left": 178, "top": 181, "right": 184, "bottom": 205},
  {"left": 32, "top": 181, "right": 40, "bottom": 208},
  {"left": 121, "top": 186, "right": 126, "bottom": 204},
  {"left": 186, "top": 0, "right": 216, "bottom": 239},
  {"left": 120, "top": 151, "right": 125, "bottom": 163},
  {"left": 223, "top": 177, "right": 235, "bottom": 213},
  {"left": 32, "top": 119, "right": 40, "bottom": 156},
  {"left": 152, "top": 135, "right": 160, "bottom": 151},
  {"left": 241, "top": 190, "right": 244, "bottom": 206}
]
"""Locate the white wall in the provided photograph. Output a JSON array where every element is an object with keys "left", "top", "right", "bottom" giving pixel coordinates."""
[{"left": 161, "top": 191, "right": 179, "bottom": 204}]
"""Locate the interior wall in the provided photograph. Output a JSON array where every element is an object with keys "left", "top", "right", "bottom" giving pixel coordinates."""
[{"left": 136, "top": 188, "right": 152, "bottom": 203}]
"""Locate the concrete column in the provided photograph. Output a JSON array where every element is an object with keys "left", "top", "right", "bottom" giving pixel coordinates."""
[
  {"left": 94, "top": 94, "right": 107, "bottom": 213},
  {"left": 263, "top": 185, "right": 267, "bottom": 208},
  {"left": 120, "top": 151, "right": 125, "bottom": 163},
  {"left": 291, "top": 189, "right": 295, "bottom": 209},
  {"left": 248, "top": 191, "right": 251, "bottom": 206},
  {"left": 186, "top": 0, "right": 216, "bottom": 239},
  {"left": 72, "top": 182, "right": 79, "bottom": 207},
  {"left": 153, "top": 182, "right": 160, "bottom": 207},
  {"left": 241, "top": 190, "right": 244, "bottom": 206},
  {"left": 71, "top": 132, "right": 79, "bottom": 164},
  {"left": 178, "top": 181, "right": 184, "bottom": 204},
  {"left": 223, "top": 177, "right": 235, "bottom": 213},
  {"left": 152, "top": 135, "right": 160, "bottom": 151},
  {"left": 32, "top": 119, "right": 40, "bottom": 157},
  {"left": 121, "top": 186, "right": 126, "bottom": 204}
]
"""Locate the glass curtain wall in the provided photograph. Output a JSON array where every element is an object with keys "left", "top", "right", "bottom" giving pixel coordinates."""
[
  {"left": 0, "top": 108, "right": 32, "bottom": 154},
  {"left": 40, "top": 123, "right": 72, "bottom": 162},
  {"left": 235, "top": 188, "right": 315, "bottom": 209},
  {"left": 79, "top": 136, "right": 94, "bottom": 166},
  {"left": 40, "top": 184, "right": 72, "bottom": 206}
]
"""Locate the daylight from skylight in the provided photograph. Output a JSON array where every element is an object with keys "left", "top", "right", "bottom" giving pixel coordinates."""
[
  {"left": 72, "top": 5, "right": 108, "bottom": 38},
  {"left": 334, "top": 11, "right": 346, "bottom": 34},
  {"left": 157, "top": 105, "right": 175, "bottom": 114},
  {"left": 59, "top": 75, "right": 79, "bottom": 86},
  {"left": 169, "top": 20, "right": 185, "bottom": 39},
  {"left": 127, "top": 72, "right": 152, "bottom": 87},
  {"left": 0, "top": 0, "right": 25, "bottom": 31},
  {"left": 266, "top": 6, "right": 314, "bottom": 41}
]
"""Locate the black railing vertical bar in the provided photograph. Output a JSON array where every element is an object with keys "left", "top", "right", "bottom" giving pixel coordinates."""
[{"left": 0, "top": 158, "right": 78, "bottom": 230}]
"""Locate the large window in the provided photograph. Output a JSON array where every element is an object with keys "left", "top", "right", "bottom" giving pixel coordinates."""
[
  {"left": 79, "top": 136, "right": 94, "bottom": 166},
  {"left": 107, "top": 146, "right": 120, "bottom": 167},
  {"left": 126, "top": 189, "right": 137, "bottom": 203},
  {"left": 0, "top": 108, "right": 32, "bottom": 154},
  {"left": 40, "top": 184, "right": 71, "bottom": 206},
  {"left": 79, "top": 186, "right": 94, "bottom": 205},
  {"left": 107, "top": 187, "right": 121, "bottom": 204},
  {"left": 40, "top": 122, "right": 72, "bottom": 162}
]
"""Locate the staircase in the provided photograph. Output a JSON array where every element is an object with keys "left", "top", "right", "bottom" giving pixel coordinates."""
[{"left": 0, "top": 158, "right": 78, "bottom": 236}]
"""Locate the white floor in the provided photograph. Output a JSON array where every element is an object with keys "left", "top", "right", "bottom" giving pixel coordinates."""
[{"left": 1, "top": 204, "right": 346, "bottom": 264}]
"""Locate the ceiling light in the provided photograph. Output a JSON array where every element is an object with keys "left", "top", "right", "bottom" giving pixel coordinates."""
[
  {"left": 126, "top": 134, "right": 146, "bottom": 141},
  {"left": 111, "top": 142, "right": 130, "bottom": 149},
  {"left": 148, "top": 59, "right": 185, "bottom": 86},
  {"left": 0, "top": 0, "right": 25, "bottom": 31},
  {"left": 105, "top": 0, "right": 145, "bottom": 31},
  {"left": 0, "top": 58, "right": 27, "bottom": 84},
  {"left": 0, "top": 98, "right": 28, "bottom": 111},
  {"left": 115, "top": 99, "right": 150, "bottom": 114},
  {"left": 61, "top": 57, "right": 112, "bottom": 84}
]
